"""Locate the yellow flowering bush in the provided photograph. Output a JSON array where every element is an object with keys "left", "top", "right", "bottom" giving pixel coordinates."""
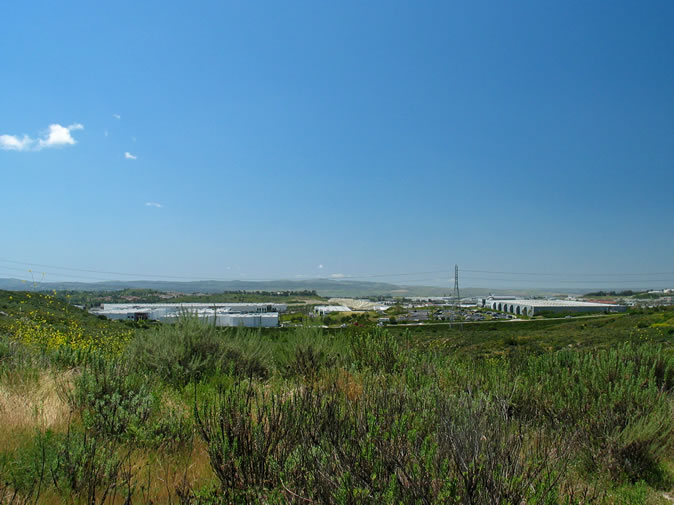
[{"left": 9, "top": 309, "right": 133, "bottom": 355}]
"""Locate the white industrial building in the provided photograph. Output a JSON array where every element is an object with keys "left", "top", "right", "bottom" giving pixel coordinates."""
[
  {"left": 90, "top": 302, "right": 285, "bottom": 327},
  {"left": 160, "top": 311, "right": 279, "bottom": 328},
  {"left": 314, "top": 305, "right": 351, "bottom": 316},
  {"left": 98, "top": 302, "right": 286, "bottom": 313},
  {"left": 479, "top": 298, "right": 625, "bottom": 316}
]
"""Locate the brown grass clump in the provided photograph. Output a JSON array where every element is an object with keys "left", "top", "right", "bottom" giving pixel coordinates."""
[
  {"left": 0, "top": 370, "right": 73, "bottom": 449},
  {"left": 129, "top": 439, "right": 214, "bottom": 504},
  {"left": 334, "top": 368, "right": 363, "bottom": 402}
]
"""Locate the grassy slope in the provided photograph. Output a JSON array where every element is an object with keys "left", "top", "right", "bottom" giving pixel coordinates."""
[
  {"left": 387, "top": 309, "right": 674, "bottom": 358},
  {"left": 0, "top": 290, "right": 125, "bottom": 334},
  {"left": 1, "top": 290, "right": 673, "bottom": 504}
]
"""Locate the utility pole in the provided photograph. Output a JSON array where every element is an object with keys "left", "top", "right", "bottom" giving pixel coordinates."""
[{"left": 453, "top": 264, "right": 461, "bottom": 310}]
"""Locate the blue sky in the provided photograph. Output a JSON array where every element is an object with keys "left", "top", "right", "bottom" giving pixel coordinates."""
[{"left": 1, "top": 1, "right": 673, "bottom": 290}]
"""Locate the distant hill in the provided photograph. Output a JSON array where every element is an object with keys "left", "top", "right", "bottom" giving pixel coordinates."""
[{"left": 0, "top": 277, "right": 579, "bottom": 298}]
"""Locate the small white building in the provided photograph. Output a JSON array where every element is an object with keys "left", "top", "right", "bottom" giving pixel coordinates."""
[{"left": 314, "top": 305, "right": 351, "bottom": 316}]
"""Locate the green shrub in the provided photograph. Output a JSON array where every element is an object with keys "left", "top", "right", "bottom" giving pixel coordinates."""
[
  {"left": 194, "top": 381, "right": 304, "bottom": 500},
  {"left": 63, "top": 355, "right": 155, "bottom": 440},
  {"left": 278, "top": 378, "right": 568, "bottom": 505},
  {"left": 0, "top": 430, "right": 60, "bottom": 500},
  {"left": 0, "top": 428, "right": 131, "bottom": 505},
  {"left": 137, "top": 389, "right": 195, "bottom": 449},
  {"left": 291, "top": 381, "right": 446, "bottom": 504},
  {"left": 51, "top": 428, "right": 131, "bottom": 503},
  {"left": 127, "top": 315, "right": 268, "bottom": 385},
  {"left": 436, "top": 389, "right": 570, "bottom": 505},
  {"left": 281, "top": 343, "right": 336, "bottom": 380},
  {"left": 520, "top": 344, "right": 674, "bottom": 482},
  {"left": 349, "top": 327, "right": 406, "bottom": 374},
  {"left": 275, "top": 327, "right": 338, "bottom": 380}
]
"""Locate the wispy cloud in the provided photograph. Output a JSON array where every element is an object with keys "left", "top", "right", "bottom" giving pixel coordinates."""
[
  {"left": 145, "top": 202, "right": 163, "bottom": 208},
  {"left": 124, "top": 152, "right": 137, "bottom": 160},
  {"left": 113, "top": 113, "right": 121, "bottom": 120},
  {"left": 0, "top": 123, "right": 84, "bottom": 151},
  {"left": 331, "top": 273, "right": 346, "bottom": 279},
  {"left": 0, "top": 134, "right": 33, "bottom": 151}
]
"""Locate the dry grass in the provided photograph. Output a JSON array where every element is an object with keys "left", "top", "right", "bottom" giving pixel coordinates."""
[
  {"left": 0, "top": 443, "right": 215, "bottom": 505},
  {"left": 333, "top": 368, "right": 363, "bottom": 401},
  {"left": 0, "top": 369, "right": 73, "bottom": 450},
  {"left": 0, "top": 368, "right": 218, "bottom": 505},
  {"left": 128, "top": 439, "right": 214, "bottom": 504}
]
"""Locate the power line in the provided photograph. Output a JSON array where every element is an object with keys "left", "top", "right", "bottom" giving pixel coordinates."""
[
  {"left": 0, "top": 265, "right": 120, "bottom": 282},
  {"left": 0, "top": 257, "right": 672, "bottom": 286},
  {"left": 0, "top": 258, "right": 228, "bottom": 281},
  {"left": 459, "top": 276, "right": 673, "bottom": 284},
  {"left": 462, "top": 268, "right": 674, "bottom": 277},
  {"left": 0, "top": 259, "right": 453, "bottom": 283}
]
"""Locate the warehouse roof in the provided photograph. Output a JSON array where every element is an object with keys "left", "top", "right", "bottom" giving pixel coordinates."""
[{"left": 496, "top": 299, "right": 621, "bottom": 308}]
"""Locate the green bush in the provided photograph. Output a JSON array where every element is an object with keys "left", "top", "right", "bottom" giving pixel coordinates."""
[
  {"left": 275, "top": 327, "right": 338, "bottom": 380},
  {"left": 63, "top": 355, "right": 155, "bottom": 440},
  {"left": 349, "top": 327, "right": 406, "bottom": 374},
  {"left": 194, "top": 381, "right": 304, "bottom": 500},
  {"left": 519, "top": 344, "right": 674, "bottom": 482},
  {"left": 51, "top": 428, "right": 131, "bottom": 503},
  {"left": 436, "top": 390, "right": 569, "bottom": 505},
  {"left": 0, "top": 430, "right": 60, "bottom": 499},
  {"left": 0, "top": 428, "right": 131, "bottom": 505},
  {"left": 127, "top": 315, "right": 268, "bottom": 386}
]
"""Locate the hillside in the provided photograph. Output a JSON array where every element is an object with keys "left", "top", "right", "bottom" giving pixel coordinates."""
[
  {"left": 1, "top": 289, "right": 673, "bottom": 503},
  {"left": 0, "top": 277, "right": 581, "bottom": 298}
]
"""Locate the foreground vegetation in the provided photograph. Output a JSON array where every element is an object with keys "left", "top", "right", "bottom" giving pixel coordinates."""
[{"left": 1, "top": 290, "right": 673, "bottom": 504}]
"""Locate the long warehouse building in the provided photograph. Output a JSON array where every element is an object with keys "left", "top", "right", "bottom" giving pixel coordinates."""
[
  {"left": 90, "top": 302, "right": 286, "bottom": 327},
  {"left": 98, "top": 302, "right": 287, "bottom": 313},
  {"left": 481, "top": 299, "right": 625, "bottom": 316}
]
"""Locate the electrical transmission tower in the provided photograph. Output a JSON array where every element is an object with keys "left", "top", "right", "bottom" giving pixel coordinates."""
[{"left": 453, "top": 264, "right": 461, "bottom": 309}]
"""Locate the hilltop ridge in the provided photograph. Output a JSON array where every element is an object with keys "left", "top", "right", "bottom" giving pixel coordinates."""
[{"left": 0, "top": 277, "right": 580, "bottom": 298}]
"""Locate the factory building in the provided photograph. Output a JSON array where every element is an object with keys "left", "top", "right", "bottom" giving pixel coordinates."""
[
  {"left": 90, "top": 302, "right": 285, "bottom": 327},
  {"left": 161, "top": 311, "right": 279, "bottom": 328},
  {"left": 481, "top": 299, "right": 625, "bottom": 316},
  {"left": 99, "top": 302, "right": 287, "bottom": 313}
]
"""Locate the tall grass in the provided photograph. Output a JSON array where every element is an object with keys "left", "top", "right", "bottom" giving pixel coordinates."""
[{"left": 1, "top": 316, "right": 673, "bottom": 504}]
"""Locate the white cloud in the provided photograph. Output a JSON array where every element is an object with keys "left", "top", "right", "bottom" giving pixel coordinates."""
[
  {"left": 0, "top": 123, "right": 84, "bottom": 151},
  {"left": 318, "top": 264, "right": 324, "bottom": 269},
  {"left": 0, "top": 134, "right": 33, "bottom": 151},
  {"left": 145, "top": 202, "right": 163, "bottom": 208},
  {"left": 124, "top": 152, "right": 137, "bottom": 160},
  {"left": 331, "top": 273, "right": 346, "bottom": 279},
  {"left": 38, "top": 123, "right": 83, "bottom": 149},
  {"left": 113, "top": 114, "right": 121, "bottom": 120}
]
